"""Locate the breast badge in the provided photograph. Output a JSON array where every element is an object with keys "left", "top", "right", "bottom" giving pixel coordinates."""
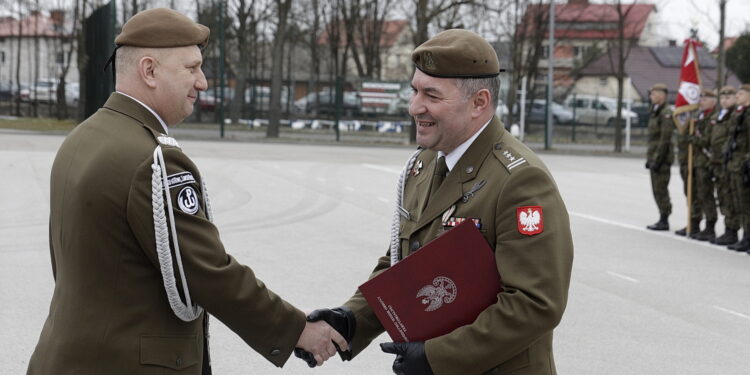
[{"left": 517, "top": 206, "right": 543, "bottom": 235}]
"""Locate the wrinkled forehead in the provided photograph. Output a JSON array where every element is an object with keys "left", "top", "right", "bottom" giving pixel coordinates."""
[{"left": 411, "top": 69, "right": 458, "bottom": 93}]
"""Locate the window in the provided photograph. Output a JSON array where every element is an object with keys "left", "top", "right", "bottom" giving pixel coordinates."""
[
  {"left": 574, "top": 98, "right": 589, "bottom": 108},
  {"left": 0, "top": 51, "right": 5, "bottom": 64},
  {"left": 592, "top": 100, "right": 609, "bottom": 111},
  {"left": 542, "top": 46, "right": 549, "bottom": 59},
  {"left": 599, "top": 76, "right": 608, "bottom": 86},
  {"left": 573, "top": 46, "right": 589, "bottom": 59},
  {"left": 56, "top": 52, "right": 65, "bottom": 64}
]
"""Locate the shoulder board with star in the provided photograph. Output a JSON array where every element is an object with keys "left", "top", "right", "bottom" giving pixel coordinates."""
[{"left": 492, "top": 143, "right": 528, "bottom": 173}]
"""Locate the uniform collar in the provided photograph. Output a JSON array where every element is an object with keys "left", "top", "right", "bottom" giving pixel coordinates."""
[
  {"left": 438, "top": 117, "right": 492, "bottom": 172},
  {"left": 115, "top": 91, "right": 169, "bottom": 134}
]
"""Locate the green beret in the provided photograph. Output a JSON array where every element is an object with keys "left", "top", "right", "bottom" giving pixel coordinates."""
[
  {"left": 740, "top": 84, "right": 750, "bottom": 93},
  {"left": 411, "top": 29, "right": 500, "bottom": 78},
  {"left": 650, "top": 83, "right": 668, "bottom": 93},
  {"left": 720, "top": 86, "right": 736, "bottom": 95},
  {"left": 700, "top": 88, "right": 717, "bottom": 98},
  {"left": 115, "top": 8, "right": 209, "bottom": 48}
]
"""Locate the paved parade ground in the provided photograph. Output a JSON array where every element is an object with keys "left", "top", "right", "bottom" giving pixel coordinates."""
[{"left": 2, "top": 131, "right": 749, "bottom": 374}]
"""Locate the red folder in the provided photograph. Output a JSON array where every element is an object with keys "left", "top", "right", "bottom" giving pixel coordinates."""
[{"left": 359, "top": 220, "right": 502, "bottom": 342}]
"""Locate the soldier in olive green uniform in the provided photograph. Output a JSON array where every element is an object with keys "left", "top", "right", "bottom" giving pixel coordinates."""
[
  {"left": 709, "top": 86, "right": 740, "bottom": 245},
  {"left": 724, "top": 85, "right": 750, "bottom": 252},
  {"left": 690, "top": 89, "right": 718, "bottom": 241},
  {"left": 27, "top": 9, "right": 344, "bottom": 375},
  {"left": 646, "top": 84, "right": 674, "bottom": 231},
  {"left": 675, "top": 94, "right": 704, "bottom": 237},
  {"left": 298, "top": 30, "right": 573, "bottom": 375}
]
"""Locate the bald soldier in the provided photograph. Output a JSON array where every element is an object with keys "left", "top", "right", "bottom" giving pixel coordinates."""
[
  {"left": 26, "top": 8, "right": 345, "bottom": 375},
  {"left": 709, "top": 86, "right": 740, "bottom": 245},
  {"left": 646, "top": 84, "right": 674, "bottom": 231},
  {"left": 298, "top": 29, "right": 573, "bottom": 375},
  {"left": 690, "top": 89, "right": 718, "bottom": 241}
]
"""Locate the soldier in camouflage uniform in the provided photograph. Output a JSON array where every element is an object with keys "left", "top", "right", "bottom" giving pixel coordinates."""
[
  {"left": 710, "top": 86, "right": 740, "bottom": 245},
  {"left": 646, "top": 84, "right": 674, "bottom": 231},
  {"left": 724, "top": 84, "right": 750, "bottom": 252},
  {"left": 675, "top": 92, "right": 704, "bottom": 237},
  {"left": 690, "top": 89, "right": 718, "bottom": 241}
]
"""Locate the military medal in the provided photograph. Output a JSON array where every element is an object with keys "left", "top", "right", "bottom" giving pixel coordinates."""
[{"left": 411, "top": 160, "right": 423, "bottom": 176}]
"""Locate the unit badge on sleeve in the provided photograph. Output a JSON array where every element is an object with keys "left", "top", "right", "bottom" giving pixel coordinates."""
[
  {"left": 517, "top": 206, "right": 543, "bottom": 235},
  {"left": 177, "top": 186, "right": 200, "bottom": 215}
]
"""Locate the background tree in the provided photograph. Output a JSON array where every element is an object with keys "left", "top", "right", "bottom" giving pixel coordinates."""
[
  {"left": 266, "top": 0, "right": 292, "bottom": 138},
  {"left": 725, "top": 33, "right": 750, "bottom": 83}
]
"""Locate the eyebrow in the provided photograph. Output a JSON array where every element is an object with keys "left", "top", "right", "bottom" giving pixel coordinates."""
[{"left": 411, "top": 84, "right": 442, "bottom": 96}]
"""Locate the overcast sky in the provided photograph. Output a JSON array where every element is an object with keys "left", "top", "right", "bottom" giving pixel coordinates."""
[{"left": 652, "top": 0, "right": 750, "bottom": 48}]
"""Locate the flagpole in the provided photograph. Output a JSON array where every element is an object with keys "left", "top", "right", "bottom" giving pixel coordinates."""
[{"left": 687, "top": 117, "right": 694, "bottom": 236}]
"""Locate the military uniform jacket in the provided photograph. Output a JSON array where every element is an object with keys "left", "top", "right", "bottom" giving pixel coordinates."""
[
  {"left": 343, "top": 118, "right": 574, "bottom": 375},
  {"left": 709, "top": 107, "right": 735, "bottom": 166},
  {"left": 27, "top": 93, "right": 306, "bottom": 375},
  {"left": 724, "top": 106, "right": 750, "bottom": 172},
  {"left": 692, "top": 108, "right": 716, "bottom": 168},
  {"left": 646, "top": 104, "right": 674, "bottom": 167}
]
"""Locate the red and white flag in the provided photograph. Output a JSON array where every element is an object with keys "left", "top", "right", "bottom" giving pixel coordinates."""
[{"left": 673, "top": 39, "right": 702, "bottom": 132}]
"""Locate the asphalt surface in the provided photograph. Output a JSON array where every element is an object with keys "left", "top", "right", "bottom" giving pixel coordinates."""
[{"left": 2, "top": 132, "right": 748, "bottom": 374}]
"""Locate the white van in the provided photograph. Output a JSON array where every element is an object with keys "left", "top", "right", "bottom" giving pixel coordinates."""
[{"left": 563, "top": 94, "right": 638, "bottom": 126}]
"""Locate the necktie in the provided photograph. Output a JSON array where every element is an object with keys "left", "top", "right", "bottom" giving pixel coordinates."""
[{"left": 427, "top": 156, "right": 449, "bottom": 206}]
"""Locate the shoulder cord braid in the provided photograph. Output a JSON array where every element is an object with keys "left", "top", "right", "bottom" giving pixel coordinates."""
[
  {"left": 389, "top": 148, "right": 424, "bottom": 266},
  {"left": 151, "top": 146, "right": 203, "bottom": 322}
]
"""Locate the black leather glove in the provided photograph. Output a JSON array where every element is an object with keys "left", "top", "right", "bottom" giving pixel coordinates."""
[
  {"left": 380, "top": 342, "right": 434, "bottom": 375},
  {"left": 650, "top": 161, "right": 661, "bottom": 171},
  {"left": 293, "top": 307, "right": 356, "bottom": 367},
  {"left": 645, "top": 161, "right": 651, "bottom": 169}
]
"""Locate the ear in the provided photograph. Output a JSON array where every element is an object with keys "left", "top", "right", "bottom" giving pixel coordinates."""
[
  {"left": 471, "top": 89, "right": 491, "bottom": 118},
  {"left": 138, "top": 56, "right": 158, "bottom": 89}
]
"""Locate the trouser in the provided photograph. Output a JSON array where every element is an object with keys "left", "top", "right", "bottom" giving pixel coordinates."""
[
  {"left": 694, "top": 166, "right": 718, "bottom": 223},
  {"left": 729, "top": 170, "right": 750, "bottom": 233},
  {"left": 715, "top": 167, "right": 740, "bottom": 230},
  {"left": 680, "top": 163, "right": 702, "bottom": 221},
  {"left": 651, "top": 164, "right": 671, "bottom": 216}
]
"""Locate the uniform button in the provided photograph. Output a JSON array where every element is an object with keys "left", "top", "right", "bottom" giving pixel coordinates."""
[
  {"left": 494, "top": 143, "right": 503, "bottom": 150},
  {"left": 270, "top": 349, "right": 281, "bottom": 356},
  {"left": 410, "top": 240, "right": 420, "bottom": 251},
  {"left": 176, "top": 357, "right": 182, "bottom": 367},
  {"left": 465, "top": 166, "right": 474, "bottom": 173}
]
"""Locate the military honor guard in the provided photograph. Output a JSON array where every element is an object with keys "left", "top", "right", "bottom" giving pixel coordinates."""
[
  {"left": 675, "top": 91, "right": 704, "bottom": 237},
  {"left": 26, "top": 8, "right": 345, "bottom": 375},
  {"left": 723, "top": 84, "right": 750, "bottom": 252},
  {"left": 297, "top": 29, "right": 574, "bottom": 375},
  {"left": 646, "top": 84, "right": 675, "bottom": 231},
  {"left": 690, "top": 89, "right": 719, "bottom": 241},
  {"left": 709, "top": 86, "right": 740, "bottom": 245}
]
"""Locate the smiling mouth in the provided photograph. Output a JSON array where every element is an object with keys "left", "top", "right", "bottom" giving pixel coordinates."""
[{"left": 416, "top": 120, "right": 435, "bottom": 127}]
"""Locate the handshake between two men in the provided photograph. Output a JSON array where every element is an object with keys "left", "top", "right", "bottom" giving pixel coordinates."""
[{"left": 294, "top": 307, "right": 434, "bottom": 375}]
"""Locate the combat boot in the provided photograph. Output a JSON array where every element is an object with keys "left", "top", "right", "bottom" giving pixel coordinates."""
[
  {"left": 694, "top": 221, "right": 716, "bottom": 242},
  {"left": 647, "top": 214, "right": 669, "bottom": 231},
  {"left": 728, "top": 236, "right": 750, "bottom": 252},
  {"left": 713, "top": 228, "right": 738, "bottom": 245},
  {"left": 675, "top": 219, "right": 701, "bottom": 237}
]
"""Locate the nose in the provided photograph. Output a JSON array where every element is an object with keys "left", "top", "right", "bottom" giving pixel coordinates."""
[
  {"left": 408, "top": 93, "right": 425, "bottom": 117},
  {"left": 195, "top": 69, "right": 208, "bottom": 91}
]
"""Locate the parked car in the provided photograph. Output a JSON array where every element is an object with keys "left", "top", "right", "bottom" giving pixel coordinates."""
[
  {"left": 563, "top": 94, "right": 639, "bottom": 126},
  {"left": 28, "top": 79, "right": 59, "bottom": 103},
  {"left": 295, "top": 90, "right": 361, "bottom": 117},
  {"left": 0, "top": 82, "right": 13, "bottom": 100},
  {"left": 520, "top": 99, "right": 574, "bottom": 124}
]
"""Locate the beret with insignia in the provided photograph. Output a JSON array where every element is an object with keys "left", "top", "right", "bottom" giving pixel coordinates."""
[
  {"left": 739, "top": 84, "right": 750, "bottom": 93},
  {"left": 412, "top": 29, "right": 501, "bottom": 78},
  {"left": 720, "top": 86, "right": 737, "bottom": 95},
  {"left": 650, "top": 83, "right": 668, "bottom": 93},
  {"left": 116, "top": 8, "right": 210, "bottom": 49}
]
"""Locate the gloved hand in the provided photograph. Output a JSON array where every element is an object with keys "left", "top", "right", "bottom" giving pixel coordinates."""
[
  {"left": 294, "top": 307, "right": 356, "bottom": 367},
  {"left": 645, "top": 161, "right": 651, "bottom": 169},
  {"left": 649, "top": 161, "right": 661, "bottom": 171},
  {"left": 380, "top": 342, "right": 434, "bottom": 375}
]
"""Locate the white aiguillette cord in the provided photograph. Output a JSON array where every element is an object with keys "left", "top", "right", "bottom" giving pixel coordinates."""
[
  {"left": 390, "top": 148, "right": 423, "bottom": 266},
  {"left": 151, "top": 146, "right": 203, "bottom": 322}
]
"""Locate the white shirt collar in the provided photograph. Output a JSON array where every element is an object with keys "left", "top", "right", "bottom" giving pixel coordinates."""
[
  {"left": 116, "top": 91, "right": 169, "bottom": 134},
  {"left": 438, "top": 118, "right": 492, "bottom": 172}
]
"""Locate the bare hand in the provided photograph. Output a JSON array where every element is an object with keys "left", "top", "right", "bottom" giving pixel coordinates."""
[{"left": 296, "top": 320, "right": 348, "bottom": 366}]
